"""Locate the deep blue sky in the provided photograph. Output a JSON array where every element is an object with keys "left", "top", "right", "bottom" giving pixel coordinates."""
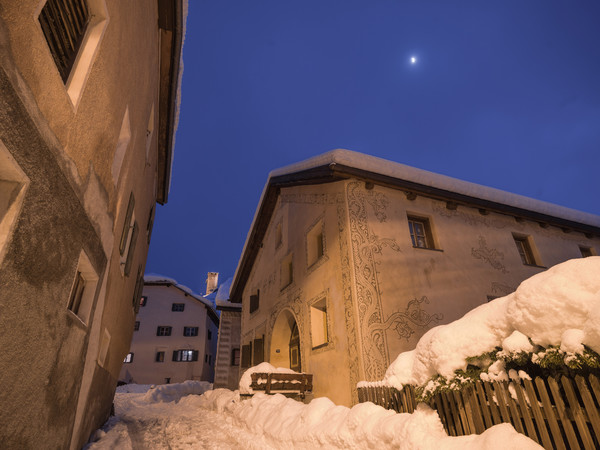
[{"left": 146, "top": 0, "right": 600, "bottom": 294}]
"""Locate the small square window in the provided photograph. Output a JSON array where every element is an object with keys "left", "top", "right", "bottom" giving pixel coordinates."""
[
  {"left": 172, "top": 303, "right": 185, "bottom": 312},
  {"left": 140, "top": 296, "right": 147, "bottom": 307},
  {"left": 123, "top": 352, "right": 134, "bottom": 363},
  {"left": 134, "top": 321, "right": 140, "bottom": 331},
  {"left": 407, "top": 216, "right": 435, "bottom": 249},
  {"left": 310, "top": 298, "right": 328, "bottom": 349},
  {"left": 155, "top": 351, "right": 165, "bottom": 362},
  {"left": 157, "top": 326, "right": 172, "bottom": 336},
  {"left": 513, "top": 235, "right": 538, "bottom": 266},
  {"left": 183, "top": 326, "right": 198, "bottom": 337}
]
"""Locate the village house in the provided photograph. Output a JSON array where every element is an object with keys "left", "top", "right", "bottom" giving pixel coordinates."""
[
  {"left": 0, "top": 1, "right": 184, "bottom": 448},
  {"left": 119, "top": 275, "right": 219, "bottom": 385},
  {"left": 229, "top": 149, "right": 600, "bottom": 407}
]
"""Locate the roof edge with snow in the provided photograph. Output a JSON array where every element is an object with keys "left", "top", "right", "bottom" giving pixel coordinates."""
[{"left": 230, "top": 149, "right": 600, "bottom": 303}]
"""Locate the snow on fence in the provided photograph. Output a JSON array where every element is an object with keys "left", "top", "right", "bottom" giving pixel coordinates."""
[
  {"left": 358, "top": 374, "right": 600, "bottom": 450},
  {"left": 248, "top": 372, "right": 313, "bottom": 399}
]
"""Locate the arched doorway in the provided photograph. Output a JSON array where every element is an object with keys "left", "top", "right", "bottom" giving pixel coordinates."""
[{"left": 270, "top": 309, "right": 302, "bottom": 372}]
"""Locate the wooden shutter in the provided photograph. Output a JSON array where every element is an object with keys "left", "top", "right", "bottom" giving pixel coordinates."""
[
  {"left": 241, "top": 344, "right": 252, "bottom": 368},
  {"left": 253, "top": 337, "right": 264, "bottom": 364}
]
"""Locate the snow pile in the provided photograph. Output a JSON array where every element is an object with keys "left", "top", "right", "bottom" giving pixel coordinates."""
[
  {"left": 194, "top": 389, "right": 540, "bottom": 450},
  {"left": 239, "top": 362, "right": 299, "bottom": 394},
  {"left": 116, "top": 384, "right": 153, "bottom": 394},
  {"left": 142, "top": 380, "right": 212, "bottom": 403},
  {"left": 381, "top": 257, "right": 600, "bottom": 388}
]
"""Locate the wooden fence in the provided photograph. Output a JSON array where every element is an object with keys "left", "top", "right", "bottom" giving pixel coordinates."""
[{"left": 357, "top": 374, "right": 600, "bottom": 450}]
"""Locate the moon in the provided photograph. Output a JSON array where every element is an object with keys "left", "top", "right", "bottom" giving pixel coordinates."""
[{"left": 410, "top": 56, "right": 417, "bottom": 64}]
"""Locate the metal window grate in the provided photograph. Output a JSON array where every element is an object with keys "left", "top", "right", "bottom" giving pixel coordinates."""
[{"left": 39, "top": 0, "right": 90, "bottom": 83}]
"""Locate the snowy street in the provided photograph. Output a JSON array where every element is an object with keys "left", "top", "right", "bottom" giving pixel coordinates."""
[{"left": 87, "top": 383, "right": 539, "bottom": 450}]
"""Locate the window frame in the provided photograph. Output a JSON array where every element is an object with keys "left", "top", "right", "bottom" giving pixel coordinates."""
[
  {"left": 156, "top": 326, "right": 172, "bottom": 336},
  {"left": 123, "top": 352, "right": 134, "bottom": 363},
  {"left": 172, "top": 349, "right": 198, "bottom": 362},
  {"left": 512, "top": 234, "right": 542, "bottom": 266},
  {"left": 171, "top": 303, "right": 185, "bottom": 312},
  {"left": 407, "top": 215, "right": 436, "bottom": 250},
  {"left": 183, "top": 326, "right": 198, "bottom": 337},
  {"left": 310, "top": 297, "right": 329, "bottom": 350}
]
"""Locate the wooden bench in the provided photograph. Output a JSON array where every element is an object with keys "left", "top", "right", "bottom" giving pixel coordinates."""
[{"left": 248, "top": 372, "right": 313, "bottom": 399}]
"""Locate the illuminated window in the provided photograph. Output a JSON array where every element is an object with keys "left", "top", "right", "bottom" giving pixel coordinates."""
[
  {"left": 183, "top": 326, "right": 198, "bottom": 337},
  {"left": 38, "top": 0, "right": 90, "bottom": 83},
  {"left": 407, "top": 216, "right": 435, "bottom": 249},
  {"left": 123, "top": 352, "right": 134, "bottom": 363},
  {"left": 155, "top": 351, "right": 164, "bottom": 363},
  {"left": 173, "top": 350, "right": 198, "bottom": 362},
  {"left": 140, "top": 296, "right": 147, "bottom": 307},
  {"left": 172, "top": 303, "right": 185, "bottom": 312},
  {"left": 156, "top": 326, "right": 172, "bottom": 336},
  {"left": 513, "top": 235, "right": 539, "bottom": 266},
  {"left": 310, "top": 298, "right": 328, "bottom": 349}
]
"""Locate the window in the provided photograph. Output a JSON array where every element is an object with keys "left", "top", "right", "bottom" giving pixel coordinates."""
[
  {"left": 310, "top": 299, "right": 328, "bottom": 348},
  {"left": 172, "top": 303, "right": 185, "bottom": 312},
  {"left": 281, "top": 254, "right": 293, "bottom": 289},
  {"left": 66, "top": 250, "right": 99, "bottom": 324},
  {"left": 241, "top": 343, "right": 252, "bottom": 368},
  {"left": 183, "top": 326, "right": 198, "bottom": 337},
  {"left": 249, "top": 290, "right": 260, "bottom": 314},
  {"left": 580, "top": 246, "right": 595, "bottom": 258},
  {"left": 132, "top": 266, "right": 144, "bottom": 313},
  {"left": 156, "top": 326, "right": 172, "bottom": 336},
  {"left": 307, "top": 220, "right": 325, "bottom": 266},
  {"left": 155, "top": 351, "right": 165, "bottom": 363},
  {"left": 38, "top": 0, "right": 90, "bottom": 83},
  {"left": 119, "top": 192, "right": 138, "bottom": 276},
  {"left": 231, "top": 348, "right": 240, "bottom": 366},
  {"left": 140, "top": 296, "right": 147, "bottom": 307},
  {"left": 146, "top": 204, "right": 155, "bottom": 244},
  {"left": 207, "top": 329, "right": 212, "bottom": 340},
  {"left": 407, "top": 216, "right": 435, "bottom": 249},
  {"left": 123, "top": 352, "right": 134, "bottom": 363},
  {"left": 134, "top": 321, "right": 140, "bottom": 331},
  {"left": 513, "top": 235, "right": 539, "bottom": 266},
  {"left": 0, "top": 140, "right": 30, "bottom": 267},
  {"left": 173, "top": 350, "right": 198, "bottom": 362}
]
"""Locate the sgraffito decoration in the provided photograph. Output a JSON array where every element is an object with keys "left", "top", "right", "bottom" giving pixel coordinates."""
[
  {"left": 491, "top": 281, "right": 515, "bottom": 296},
  {"left": 382, "top": 296, "right": 444, "bottom": 341},
  {"left": 471, "top": 235, "right": 509, "bottom": 273}
]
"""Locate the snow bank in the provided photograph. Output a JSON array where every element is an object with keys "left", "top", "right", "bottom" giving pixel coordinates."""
[
  {"left": 382, "top": 257, "right": 600, "bottom": 388},
  {"left": 142, "top": 380, "right": 212, "bottom": 403},
  {"left": 116, "top": 384, "right": 153, "bottom": 394},
  {"left": 195, "top": 389, "right": 541, "bottom": 450},
  {"left": 239, "top": 362, "right": 298, "bottom": 394}
]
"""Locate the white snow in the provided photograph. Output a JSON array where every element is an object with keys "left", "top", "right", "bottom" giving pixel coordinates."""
[
  {"left": 215, "top": 277, "right": 233, "bottom": 301},
  {"left": 239, "top": 362, "right": 299, "bottom": 394},
  {"left": 143, "top": 273, "right": 218, "bottom": 311},
  {"left": 381, "top": 257, "right": 600, "bottom": 388},
  {"left": 142, "top": 380, "right": 212, "bottom": 404},
  {"left": 87, "top": 384, "right": 541, "bottom": 449}
]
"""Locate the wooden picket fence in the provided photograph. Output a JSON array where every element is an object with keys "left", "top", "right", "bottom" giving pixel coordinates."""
[{"left": 357, "top": 374, "right": 600, "bottom": 450}]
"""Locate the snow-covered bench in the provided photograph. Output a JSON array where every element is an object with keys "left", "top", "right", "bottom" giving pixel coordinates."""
[{"left": 249, "top": 372, "right": 313, "bottom": 399}]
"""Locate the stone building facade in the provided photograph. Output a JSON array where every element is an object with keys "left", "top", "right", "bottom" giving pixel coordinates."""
[
  {"left": 0, "top": 1, "right": 184, "bottom": 448},
  {"left": 230, "top": 149, "right": 600, "bottom": 407},
  {"left": 119, "top": 278, "right": 219, "bottom": 385}
]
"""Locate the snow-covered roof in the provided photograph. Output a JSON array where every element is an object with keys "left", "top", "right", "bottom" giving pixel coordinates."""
[
  {"left": 230, "top": 149, "right": 600, "bottom": 303},
  {"left": 144, "top": 273, "right": 218, "bottom": 317}
]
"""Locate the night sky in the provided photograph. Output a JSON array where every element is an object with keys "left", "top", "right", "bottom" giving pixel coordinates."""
[{"left": 146, "top": 1, "right": 600, "bottom": 294}]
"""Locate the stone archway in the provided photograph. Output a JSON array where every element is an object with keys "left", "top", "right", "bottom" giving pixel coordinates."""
[{"left": 269, "top": 309, "right": 301, "bottom": 371}]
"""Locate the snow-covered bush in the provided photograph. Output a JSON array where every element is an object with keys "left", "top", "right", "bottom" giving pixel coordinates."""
[{"left": 378, "top": 257, "right": 600, "bottom": 400}]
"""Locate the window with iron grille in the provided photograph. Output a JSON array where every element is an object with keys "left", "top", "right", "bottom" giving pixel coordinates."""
[
  {"left": 156, "top": 326, "right": 172, "bottom": 336},
  {"left": 39, "top": 0, "right": 90, "bottom": 83},
  {"left": 183, "top": 326, "right": 198, "bottom": 337},
  {"left": 172, "top": 303, "right": 185, "bottom": 312}
]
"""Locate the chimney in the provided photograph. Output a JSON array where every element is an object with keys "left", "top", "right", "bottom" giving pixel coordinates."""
[{"left": 206, "top": 272, "right": 218, "bottom": 295}]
